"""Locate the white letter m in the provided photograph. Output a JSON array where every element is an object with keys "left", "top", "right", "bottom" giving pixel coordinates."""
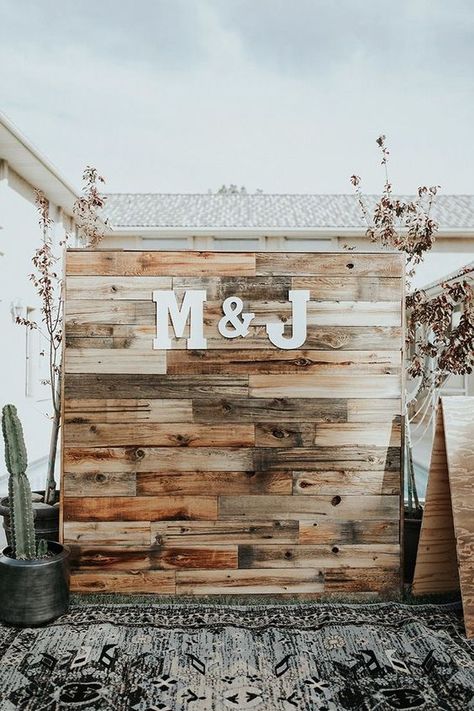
[{"left": 153, "top": 290, "right": 207, "bottom": 350}]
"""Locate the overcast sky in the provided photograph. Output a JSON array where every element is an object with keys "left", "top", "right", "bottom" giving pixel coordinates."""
[{"left": 0, "top": 0, "right": 473, "bottom": 194}]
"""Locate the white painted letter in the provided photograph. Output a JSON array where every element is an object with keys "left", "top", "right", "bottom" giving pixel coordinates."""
[
  {"left": 266, "top": 290, "right": 310, "bottom": 349},
  {"left": 153, "top": 290, "right": 207, "bottom": 350}
]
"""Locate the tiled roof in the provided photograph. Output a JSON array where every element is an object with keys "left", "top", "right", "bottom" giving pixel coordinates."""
[{"left": 103, "top": 193, "right": 474, "bottom": 231}]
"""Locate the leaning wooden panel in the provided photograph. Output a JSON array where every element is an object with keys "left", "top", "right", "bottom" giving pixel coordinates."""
[
  {"left": 442, "top": 397, "right": 474, "bottom": 639},
  {"left": 63, "top": 250, "right": 404, "bottom": 597},
  {"left": 412, "top": 405, "right": 458, "bottom": 596}
]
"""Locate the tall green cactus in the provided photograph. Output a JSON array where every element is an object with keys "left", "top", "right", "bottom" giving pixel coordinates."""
[{"left": 2, "top": 404, "right": 37, "bottom": 559}]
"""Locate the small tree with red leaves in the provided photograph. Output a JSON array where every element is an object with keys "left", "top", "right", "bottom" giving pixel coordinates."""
[
  {"left": 352, "top": 136, "right": 474, "bottom": 512},
  {"left": 17, "top": 168, "right": 107, "bottom": 505}
]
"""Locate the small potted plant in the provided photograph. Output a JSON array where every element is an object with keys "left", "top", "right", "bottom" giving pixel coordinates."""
[{"left": 0, "top": 404, "right": 70, "bottom": 626}]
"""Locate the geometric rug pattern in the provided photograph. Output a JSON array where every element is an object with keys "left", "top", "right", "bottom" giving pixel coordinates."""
[{"left": 0, "top": 603, "right": 473, "bottom": 710}]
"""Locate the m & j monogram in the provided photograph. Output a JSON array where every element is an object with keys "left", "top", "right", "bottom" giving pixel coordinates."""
[{"left": 152, "top": 289, "right": 310, "bottom": 350}]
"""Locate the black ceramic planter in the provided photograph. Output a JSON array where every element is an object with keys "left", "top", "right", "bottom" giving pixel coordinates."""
[
  {"left": 0, "top": 490, "right": 60, "bottom": 545},
  {"left": 0, "top": 542, "right": 70, "bottom": 626}
]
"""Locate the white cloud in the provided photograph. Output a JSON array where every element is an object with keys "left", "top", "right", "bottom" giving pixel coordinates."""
[{"left": 0, "top": 0, "right": 472, "bottom": 194}]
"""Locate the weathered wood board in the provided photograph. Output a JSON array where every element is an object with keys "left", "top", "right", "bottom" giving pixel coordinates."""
[
  {"left": 62, "top": 250, "right": 404, "bottom": 595},
  {"left": 413, "top": 397, "right": 474, "bottom": 638}
]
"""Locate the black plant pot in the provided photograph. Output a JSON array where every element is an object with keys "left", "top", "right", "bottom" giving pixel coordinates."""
[
  {"left": 404, "top": 510, "right": 423, "bottom": 584},
  {"left": 0, "top": 541, "right": 70, "bottom": 626},
  {"left": 0, "top": 490, "right": 60, "bottom": 545}
]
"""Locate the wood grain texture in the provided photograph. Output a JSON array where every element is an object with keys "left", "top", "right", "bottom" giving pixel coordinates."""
[
  {"left": 151, "top": 520, "right": 299, "bottom": 546},
  {"left": 175, "top": 568, "right": 325, "bottom": 594},
  {"left": 70, "top": 545, "right": 238, "bottom": 571},
  {"left": 237, "top": 544, "right": 400, "bottom": 569},
  {"left": 219, "top": 495, "right": 400, "bottom": 521},
  {"left": 256, "top": 253, "right": 404, "bottom": 277},
  {"left": 412, "top": 405, "right": 458, "bottom": 596},
  {"left": 64, "top": 398, "right": 193, "bottom": 424},
  {"left": 70, "top": 570, "right": 176, "bottom": 593},
  {"left": 62, "top": 250, "right": 403, "bottom": 596},
  {"left": 66, "top": 250, "right": 257, "bottom": 276},
  {"left": 167, "top": 350, "right": 401, "bottom": 376},
  {"left": 136, "top": 470, "right": 291, "bottom": 496},
  {"left": 63, "top": 496, "right": 218, "bottom": 521},
  {"left": 249, "top": 374, "right": 401, "bottom": 399},
  {"left": 63, "top": 521, "right": 151, "bottom": 546},
  {"left": 442, "top": 397, "right": 474, "bottom": 638},
  {"left": 64, "top": 423, "right": 255, "bottom": 447}
]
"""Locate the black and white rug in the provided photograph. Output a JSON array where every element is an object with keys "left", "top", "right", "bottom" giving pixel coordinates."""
[{"left": 1, "top": 603, "right": 473, "bottom": 710}]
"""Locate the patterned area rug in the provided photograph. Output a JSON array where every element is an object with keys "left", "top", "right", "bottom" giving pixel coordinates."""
[{"left": 0, "top": 603, "right": 473, "bottom": 710}]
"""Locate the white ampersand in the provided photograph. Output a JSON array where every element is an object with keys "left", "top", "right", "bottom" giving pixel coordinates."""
[{"left": 218, "top": 296, "right": 255, "bottom": 338}]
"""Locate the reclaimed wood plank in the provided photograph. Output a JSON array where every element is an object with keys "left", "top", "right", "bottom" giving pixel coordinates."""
[
  {"left": 66, "top": 300, "right": 154, "bottom": 324},
  {"left": 219, "top": 494, "right": 400, "bottom": 520},
  {"left": 64, "top": 349, "right": 166, "bottom": 374},
  {"left": 66, "top": 276, "right": 172, "bottom": 300},
  {"left": 136, "top": 470, "right": 291, "bottom": 496},
  {"left": 255, "top": 424, "right": 314, "bottom": 447},
  {"left": 249, "top": 374, "right": 401, "bottom": 399},
  {"left": 66, "top": 250, "right": 257, "bottom": 276},
  {"left": 63, "top": 496, "right": 218, "bottom": 521},
  {"left": 313, "top": 422, "right": 401, "bottom": 448},
  {"left": 256, "top": 252, "right": 404, "bottom": 277},
  {"left": 176, "top": 568, "right": 324, "bottom": 594},
  {"left": 254, "top": 422, "right": 400, "bottom": 451},
  {"left": 299, "top": 520, "right": 399, "bottom": 545},
  {"left": 151, "top": 520, "right": 299, "bottom": 546},
  {"left": 253, "top": 446, "right": 400, "bottom": 471},
  {"left": 70, "top": 545, "right": 238, "bottom": 570},
  {"left": 64, "top": 399, "right": 193, "bottom": 424},
  {"left": 292, "top": 276, "right": 402, "bottom": 301},
  {"left": 293, "top": 470, "right": 399, "bottom": 496},
  {"left": 173, "top": 276, "right": 292, "bottom": 300},
  {"left": 324, "top": 567, "right": 401, "bottom": 593},
  {"left": 64, "top": 423, "right": 255, "bottom": 447},
  {"left": 63, "top": 471, "right": 136, "bottom": 497},
  {"left": 64, "top": 374, "right": 249, "bottom": 400},
  {"left": 347, "top": 398, "right": 402, "bottom": 422},
  {"left": 238, "top": 544, "right": 400, "bottom": 569},
  {"left": 70, "top": 570, "right": 175, "bottom": 593},
  {"left": 193, "top": 398, "right": 347, "bottom": 424},
  {"left": 63, "top": 521, "right": 151, "bottom": 546},
  {"left": 64, "top": 446, "right": 254, "bottom": 472},
  {"left": 167, "top": 350, "right": 401, "bottom": 376}
]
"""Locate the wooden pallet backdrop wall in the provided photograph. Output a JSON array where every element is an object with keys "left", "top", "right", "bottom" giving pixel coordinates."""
[{"left": 62, "top": 250, "right": 405, "bottom": 595}]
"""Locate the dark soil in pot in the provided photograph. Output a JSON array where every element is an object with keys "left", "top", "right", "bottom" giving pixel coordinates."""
[
  {"left": 404, "top": 506, "right": 423, "bottom": 584},
  {"left": 0, "top": 490, "right": 59, "bottom": 545},
  {"left": 0, "top": 541, "right": 70, "bottom": 626}
]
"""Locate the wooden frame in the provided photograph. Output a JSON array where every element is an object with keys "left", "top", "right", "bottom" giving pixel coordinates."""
[{"left": 62, "top": 250, "right": 405, "bottom": 595}]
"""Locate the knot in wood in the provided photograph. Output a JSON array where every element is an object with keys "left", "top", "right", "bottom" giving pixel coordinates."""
[
  {"left": 134, "top": 448, "right": 145, "bottom": 460},
  {"left": 272, "top": 428, "right": 285, "bottom": 439},
  {"left": 331, "top": 495, "right": 342, "bottom": 506}
]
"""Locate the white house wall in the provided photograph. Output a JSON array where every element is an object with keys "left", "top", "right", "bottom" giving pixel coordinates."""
[{"left": 0, "top": 171, "right": 68, "bottom": 499}]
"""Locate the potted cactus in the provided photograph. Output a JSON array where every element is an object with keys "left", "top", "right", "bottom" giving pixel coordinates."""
[{"left": 0, "top": 405, "right": 70, "bottom": 626}]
